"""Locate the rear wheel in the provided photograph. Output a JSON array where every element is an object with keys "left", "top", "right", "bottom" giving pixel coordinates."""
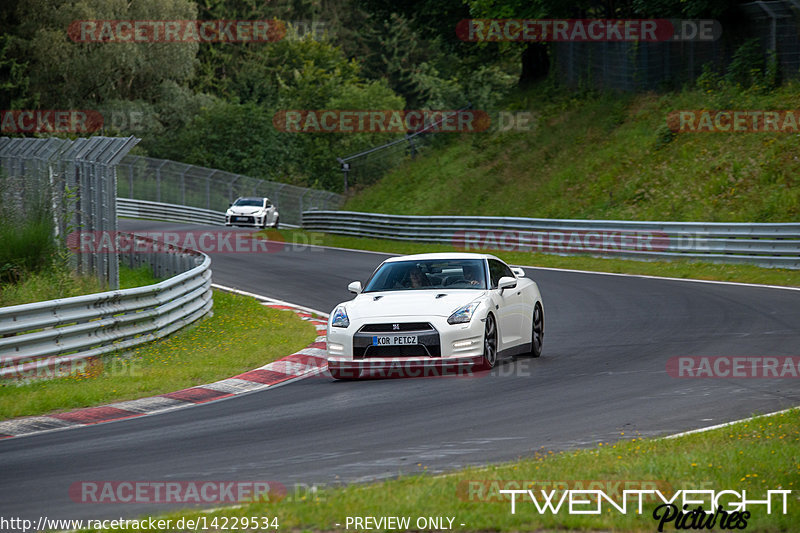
[
  {"left": 529, "top": 303, "right": 543, "bottom": 358},
  {"left": 273, "top": 215, "right": 280, "bottom": 229},
  {"left": 481, "top": 313, "right": 498, "bottom": 369}
]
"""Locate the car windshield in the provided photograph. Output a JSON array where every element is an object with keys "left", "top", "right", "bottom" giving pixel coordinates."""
[
  {"left": 363, "top": 259, "right": 488, "bottom": 292},
  {"left": 233, "top": 198, "right": 264, "bottom": 207}
]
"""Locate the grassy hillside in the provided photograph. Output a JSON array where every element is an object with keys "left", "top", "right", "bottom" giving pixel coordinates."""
[{"left": 346, "top": 83, "right": 800, "bottom": 222}]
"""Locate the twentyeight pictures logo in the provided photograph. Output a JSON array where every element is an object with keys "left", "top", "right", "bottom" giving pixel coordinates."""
[{"left": 68, "top": 20, "right": 286, "bottom": 43}]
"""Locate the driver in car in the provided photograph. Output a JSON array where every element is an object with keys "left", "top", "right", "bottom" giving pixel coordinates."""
[{"left": 462, "top": 264, "right": 481, "bottom": 286}]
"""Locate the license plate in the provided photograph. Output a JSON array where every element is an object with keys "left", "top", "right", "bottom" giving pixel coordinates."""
[
  {"left": 372, "top": 335, "right": 418, "bottom": 346},
  {"left": 234, "top": 216, "right": 247, "bottom": 221}
]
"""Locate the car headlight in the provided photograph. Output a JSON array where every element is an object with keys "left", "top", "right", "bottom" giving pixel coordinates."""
[
  {"left": 331, "top": 306, "right": 350, "bottom": 328},
  {"left": 447, "top": 301, "right": 480, "bottom": 325}
]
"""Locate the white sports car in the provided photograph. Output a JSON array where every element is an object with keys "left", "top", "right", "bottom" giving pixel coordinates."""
[
  {"left": 326, "top": 252, "right": 544, "bottom": 379},
  {"left": 225, "top": 197, "right": 280, "bottom": 228}
]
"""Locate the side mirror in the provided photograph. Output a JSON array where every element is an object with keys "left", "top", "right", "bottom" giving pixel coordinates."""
[
  {"left": 498, "top": 276, "right": 517, "bottom": 292},
  {"left": 228, "top": 202, "right": 232, "bottom": 207},
  {"left": 348, "top": 281, "right": 362, "bottom": 294}
]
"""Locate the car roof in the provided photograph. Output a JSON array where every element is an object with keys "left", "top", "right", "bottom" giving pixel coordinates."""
[
  {"left": 236, "top": 196, "right": 268, "bottom": 202},
  {"left": 383, "top": 252, "right": 500, "bottom": 263}
]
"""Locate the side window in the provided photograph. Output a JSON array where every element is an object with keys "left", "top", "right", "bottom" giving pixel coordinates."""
[{"left": 488, "top": 259, "right": 514, "bottom": 289}]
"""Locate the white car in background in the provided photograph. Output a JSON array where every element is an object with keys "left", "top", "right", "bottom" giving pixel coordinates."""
[
  {"left": 326, "top": 252, "right": 544, "bottom": 380},
  {"left": 225, "top": 197, "right": 279, "bottom": 228}
]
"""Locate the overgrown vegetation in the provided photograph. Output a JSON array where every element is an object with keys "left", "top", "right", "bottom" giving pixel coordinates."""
[
  {"left": 0, "top": 0, "right": 761, "bottom": 192},
  {"left": 346, "top": 79, "right": 800, "bottom": 222},
  {"left": 0, "top": 212, "right": 57, "bottom": 285},
  {"left": 0, "top": 264, "right": 169, "bottom": 309}
]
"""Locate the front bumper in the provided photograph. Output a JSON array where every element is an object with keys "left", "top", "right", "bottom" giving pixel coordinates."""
[
  {"left": 326, "top": 314, "right": 485, "bottom": 378},
  {"left": 225, "top": 215, "right": 270, "bottom": 226}
]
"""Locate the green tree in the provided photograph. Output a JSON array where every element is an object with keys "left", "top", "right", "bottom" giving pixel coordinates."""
[{"left": 5, "top": 0, "right": 197, "bottom": 108}]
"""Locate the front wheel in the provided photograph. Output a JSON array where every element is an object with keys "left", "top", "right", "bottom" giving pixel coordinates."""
[
  {"left": 529, "top": 303, "right": 543, "bottom": 358},
  {"left": 480, "top": 313, "right": 498, "bottom": 369}
]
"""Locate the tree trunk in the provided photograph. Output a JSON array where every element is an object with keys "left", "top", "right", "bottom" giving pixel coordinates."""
[{"left": 519, "top": 42, "right": 550, "bottom": 87}]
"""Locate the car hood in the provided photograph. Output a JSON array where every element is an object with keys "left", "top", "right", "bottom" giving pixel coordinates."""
[
  {"left": 228, "top": 206, "right": 264, "bottom": 215},
  {"left": 346, "top": 290, "right": 485, "bottom": 319}
]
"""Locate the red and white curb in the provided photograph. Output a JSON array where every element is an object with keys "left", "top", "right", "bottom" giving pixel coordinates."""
[{"left": 0, "top": 284, "right": 329, "bottom": 440}]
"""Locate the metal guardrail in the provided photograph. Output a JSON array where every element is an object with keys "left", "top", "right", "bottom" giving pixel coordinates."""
[
  {"left": 302, "top": 210, "right": 800, "bottom": 269},
  {"left": 118, "top": 198, "right": 225, "bottom": 226},
  {"left": 117, "top": 198, "right": 299, "bottom": 228},
  {"left": 117, "top": 155, "right": 342, "bottom": 227},
  {"left": 0, "top": 233, "right": 212, "bottom": 379}
]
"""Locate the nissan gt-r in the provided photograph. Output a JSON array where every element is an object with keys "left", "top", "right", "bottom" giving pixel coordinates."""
[{"left": 326, "top": 252, "right": 544, "bottom": 379}]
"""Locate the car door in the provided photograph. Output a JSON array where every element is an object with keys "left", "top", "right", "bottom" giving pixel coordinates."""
[{"left": 488, "top": 259, "right": 524, "bottom": 350}]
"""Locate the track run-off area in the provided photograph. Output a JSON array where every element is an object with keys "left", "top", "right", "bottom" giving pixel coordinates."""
[{"left": 2, "top": 219, "right": 799, "bottom": 521}]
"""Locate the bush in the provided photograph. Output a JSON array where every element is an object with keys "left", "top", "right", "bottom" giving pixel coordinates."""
[
  {"left": 725, "top": 38, "right": 779, "bottom": 91},
  {"left": 0, "top": 214, "right": 56, "bottom": 284}
]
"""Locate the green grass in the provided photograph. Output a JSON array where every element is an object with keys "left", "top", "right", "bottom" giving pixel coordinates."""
[
  {"left": 0, "top": 266, "right": 105, "bottom": 307},
  {"left": 118, "top": 264, "right": 165, "bottom": 289},
  {"left": 0, "top": 289, "right": 318, "bottom": 420},
  {"left": 345, "top": 83, "right": 800, "bottom": 223},
  {"left": 78, "top": 408, "right": 800, "bottom": 532},
  {"left": 0, "top": 213, "right": 57, "bottom": 284},
  {"left": 263, "top": 229, "right": 800, "bottom": 288},
  {"left": 0, "top": 264, "right": 163, "bottom": 308}
]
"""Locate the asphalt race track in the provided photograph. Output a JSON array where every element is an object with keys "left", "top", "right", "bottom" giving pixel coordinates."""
[{"left": 2, "top": 219, "right": 799, "bottom": 521}]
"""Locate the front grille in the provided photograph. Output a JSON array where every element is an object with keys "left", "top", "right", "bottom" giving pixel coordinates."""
[
  {"left": 358, "top": 322, "right": 434, "bottom": 333},
  {"left": 362, "top": 344, "right": 440, "bottom": 357},
  {"left": 353, "top": 323, "right": 440, "bottom": 359}
]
